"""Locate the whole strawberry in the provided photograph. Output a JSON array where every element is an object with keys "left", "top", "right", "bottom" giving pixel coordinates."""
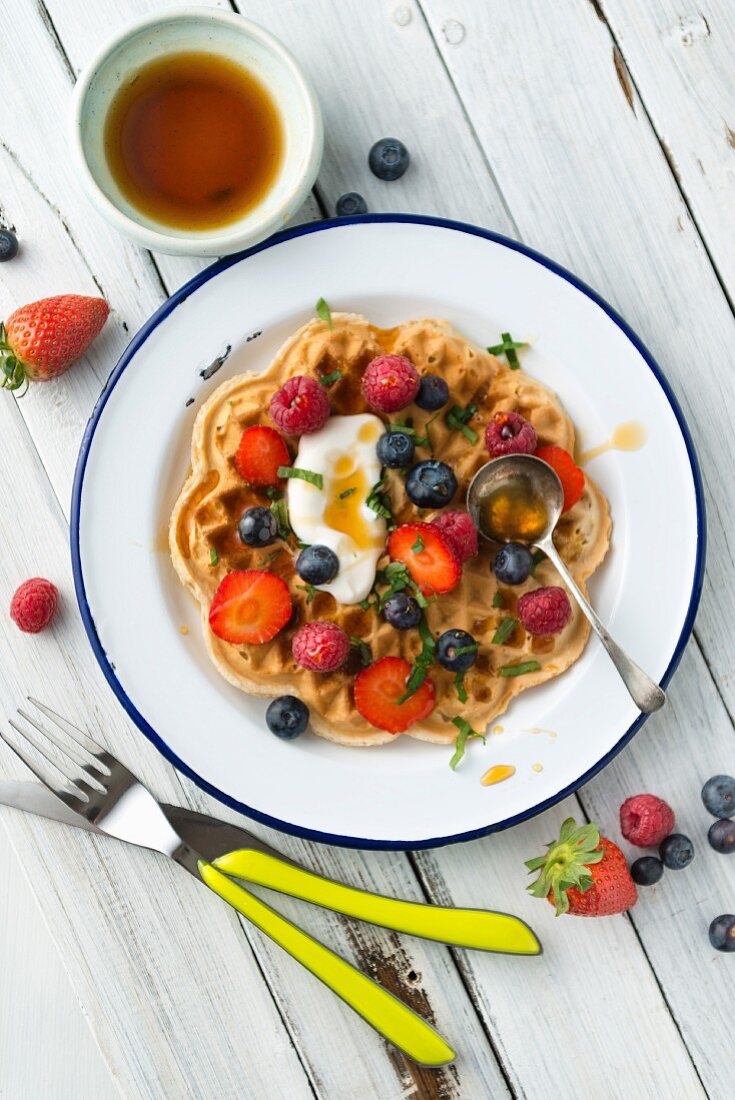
[
  {"left": 0, "top": 294, "right": 109, "bottom": 393},
  {"left": 525, "top": 817, "right": 638, "bottom": 916}
]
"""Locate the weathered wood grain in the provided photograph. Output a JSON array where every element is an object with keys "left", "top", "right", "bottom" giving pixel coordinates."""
[
  {"left": 0, "top": 838, "right": 119, "bottom": 1099},
  {"left": 599, "top": 0, "right": 735, "bottom": 298},
  {"left": 1, "top": 0, "right": 732, "bottom": 1096}
]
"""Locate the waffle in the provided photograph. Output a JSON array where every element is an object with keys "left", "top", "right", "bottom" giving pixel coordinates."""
[{"left": 170, "top": 313, "right": 611, "bottom": 747}]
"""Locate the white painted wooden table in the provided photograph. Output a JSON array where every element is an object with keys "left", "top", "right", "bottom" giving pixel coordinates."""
[{"left": 1, "top": 2, "right": 733, "bottom": 1096}]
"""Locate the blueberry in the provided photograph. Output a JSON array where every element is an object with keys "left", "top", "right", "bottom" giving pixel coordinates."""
[
  {"left": 369, "top": 137, "right": 410, "bottom": 181},
  {"left": 708, "top": 818, "right": 735, "bottom": 854},
  {"left": 405, "top": 460, "right": 457, "bottom": 508},
  {"left": 266, "top": 695, "right": 309, "bottom": 740},
  {"left": 709, "top": 914, "right": 735, "bottom": 952},
  {"left": 377, "top": 431, "right": 415, "bottom": 468},
  {"left": 296, "top": 544, "right": 339, "bottom": 585},
  {"left": 0, "top": 229, "right": 18, "bottom": 262},
  {"left": 701, "top": 774, "right": 735, "bottom": 818},
  {"left": 437, "top": 629, "right": 478, "bottom": 672},
  {"left": 383, "top": 592, "right": 422, "bottom": 630},
  {"left": 659, "top": 833, "right": 694, "bottom": 870},
  {"left": 239, "top": 506, "right": 278, "bottom": 547},
  {"left": 415, "top": 375, "right": 449, "bottom": 412},
  {"left": 492, "top": 543, "right": 534, "bottom": 585},
  {"left": 630, "top": 856, "right": 664, "bottom": 886},
  {"left": 336, "top": 192, "right": 368, "bottom": 216}
]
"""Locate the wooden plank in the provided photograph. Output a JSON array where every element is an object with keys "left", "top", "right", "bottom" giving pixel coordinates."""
[
  {"left": 598, "top": 0, "right": 735, "bottom": 298},
  {"left": 1, "top": 4, "right": 513, "bottom": 1096},
  {"left": 5, "top": 0, "right": 723, "bottom": 1095},
  {"left": 410, "top": 0, "right": 735, "bottom": 1093},
  {"left": 0, "top": 838, "right": 119, "bottom": 1100}
]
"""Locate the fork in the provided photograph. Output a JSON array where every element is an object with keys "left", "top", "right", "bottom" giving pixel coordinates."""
[{"left": 1, "top": 700, "right": 455, "bottom": 1067}]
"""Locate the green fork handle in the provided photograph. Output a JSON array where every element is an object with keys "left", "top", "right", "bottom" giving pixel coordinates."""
[
  {"left": 198, "top": 861, "right": 454, "bottom": 1067},
  {"left": 213, "top": 848, "right": 541, "bottom": 955}
]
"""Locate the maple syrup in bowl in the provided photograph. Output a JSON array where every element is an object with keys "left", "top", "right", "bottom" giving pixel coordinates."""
[{"left": 69, "top": 9, "right": 322, "bottom": 256}]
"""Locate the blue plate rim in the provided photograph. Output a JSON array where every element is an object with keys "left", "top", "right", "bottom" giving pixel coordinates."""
[{"left": 70, "top": 213, "right": 706, "bottom": 850}]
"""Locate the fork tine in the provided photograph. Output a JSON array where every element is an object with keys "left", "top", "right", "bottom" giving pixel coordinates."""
[
  {"left": 26, "top": 698, "right": 112, "bottom": 776},
  {"left": 17, "top": 707, "right": 109, "bottom": 782},
  {"left": 9, "top": 715, "right": 107, "bottom": 796},
  {"left": 0, "top": 727, "right": 89, "bottom": 812}
]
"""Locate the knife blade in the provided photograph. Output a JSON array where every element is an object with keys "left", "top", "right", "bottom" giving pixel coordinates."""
[{"left": 0, "top": 779, "right": 278, "bottom": 862}]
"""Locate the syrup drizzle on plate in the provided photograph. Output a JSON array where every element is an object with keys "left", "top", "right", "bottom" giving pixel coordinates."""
[{"left": 578, "top": 420, "right": 647, "bottom": 465}]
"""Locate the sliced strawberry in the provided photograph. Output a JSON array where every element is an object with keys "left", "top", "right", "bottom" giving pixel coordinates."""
[
  {"left": 387, "top": 523, "right": 461, "bottom": 596},
  {"left": 209, "top": 570, "right": 292, "bottom": 645},
  {"left": 354, "top": 657, "right": 435, "bottom": 734},
  {"left": 534, "top": 446, "right": 584, "bottom": 512},
  {"left": 235, "top": 426, "right": 290, "bottom": 487}
]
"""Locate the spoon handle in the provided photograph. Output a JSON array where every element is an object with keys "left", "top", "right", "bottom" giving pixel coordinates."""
[{"left": 539, "top": 539, "right": 665, "bottom": 713}]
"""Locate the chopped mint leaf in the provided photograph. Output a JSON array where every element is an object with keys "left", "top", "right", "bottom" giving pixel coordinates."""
[
  {"left": 529, "top": 548, "right": 546, "bottom": 575},
  {"left": 339, "top": 487, "right": 357, "bottom": 499},
  {"left": 209, "top": 547, "right": 219, "bottom": 567},
  {"left": 320, "top": 369, "right": 341, "bottom": 386},
  {"left": 389, "top": 421, "right": 428, "bottom": 447},
  {"left": 397, "top": 615, "right": 436, "bottom": 704},
  {"left": 265, "top": 487, "right": 284, "bottom": 501},
  {"left": 259, "top": 549, "right": 282, "bottom": 569},
  {"left": 454, "top": 671, "right": 468, "bottom": 703},
  {"left": 349, "top": 636, "right": 372, "bottom": 667},
  {"left": 269, "top": 497, "right": 291, "bottom": 539},
  {"left": 487, "top": 332, "right": 527, "bottom": 370},
  {"left": 499, "top": 660, "right": 541, "bottom": 678},
  {"left": 359, "top": 597, "right": 373, "bottom": 612},
  {"left": 424, "top": 412, "right": 441, "bottom": 455},
  {"left": 492, "top": 591, "right": 504, "bottom": 609},
  {"left": 445, "top": 403, "right": 479, "bottom": 444},
  {"left": 454, "top": 642, "right": 479, "bottom": 658},
  {"left": 297, "top": 583, "right": 317, "bottom": 604},
  {"left": 449, "top": 716, "right": 486, "bottom": 770},
  {"left": 278, "top": 466, "right": 324, "bottom": 490},
  {"left": 366, "top": 477, "right": 392, "bottom": 519},
  {"left": 296, "top": 540, "right": 310, "bottom": 550},
  {"left": 411, "top": 535, "right": 425, "bottom": 554},
  {"left": 491, "top": 617, "right": 518, "bottom": 645},
  {"left": 316, "top": 297, "right": 333, "bottom": 328}
]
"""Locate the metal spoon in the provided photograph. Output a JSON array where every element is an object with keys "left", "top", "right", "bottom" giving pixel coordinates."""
[{"left": 467, "top": 454, "right": 665, "bottom": 714}]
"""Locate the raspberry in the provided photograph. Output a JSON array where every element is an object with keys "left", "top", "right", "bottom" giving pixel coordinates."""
[
  {"left": 292, "top": 621, "right": 350, "bottom": 672},
  {"left": 485, "top": 411, "right": 537, "bottom": 458},
  {"left": 270, "top": 376, "right": 330, "bottom": 435},
  {"left": 430, "top": 510, "right": 478, "bottom": 563},
  {"left": 361, "top": 354, "right": 420, "bottom": 413},
  {"left": 517, "top": 586, "right": 571, "bottom": 636},
  {"left": 10, "top": 578, "right": 59, "bottom": 633},
  {"left": 620, "top": 794, "right": 675, "bottom": 848}
]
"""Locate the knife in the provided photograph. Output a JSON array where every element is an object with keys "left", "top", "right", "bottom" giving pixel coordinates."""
[{"left": 0, "top": 780, "right": 541, "bottom": 956}]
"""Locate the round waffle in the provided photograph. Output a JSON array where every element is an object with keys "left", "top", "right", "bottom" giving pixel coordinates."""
[{"left": 170, "top": 313, "right": 611, "bottom": 747}]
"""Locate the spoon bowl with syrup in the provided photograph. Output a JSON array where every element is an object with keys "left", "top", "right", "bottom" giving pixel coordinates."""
[{"left": 467, "top": 454, "right": 665, "bottom": 714}]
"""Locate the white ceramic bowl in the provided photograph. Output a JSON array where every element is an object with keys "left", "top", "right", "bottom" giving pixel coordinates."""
[{"left": 68, "top": 8, "right": 323, "bottom": 256}]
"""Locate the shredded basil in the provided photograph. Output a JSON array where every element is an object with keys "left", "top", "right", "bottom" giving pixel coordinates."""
[
  {"left": 530, "top": 548, "right": 546, "bottom": 575},
  {"left": 366, "top": 477, "right": 392, "bottom": 519},
  {"left": 492, "top": 591, "right": 504, "bottom": 609},
  {"left": 269, "top": 497, "right": 291, "bottom": 539},
  {"left": 339, "top": 487, "right": 357, "bottom": 500},
  {"left": 278, "top": 466, "right": 324, "bottom": 490},
  {"left": 487, "top": 332, "right": 527, "bottom": 370},
  {"left": 349, "top": 636, "right": 372, "bottom": 668},
  {"left": 449, "top": 717, "right": 486, "bottom": 770},
  {"left": 297, "top": 583, "right": 317, "bottom": 604},
  {"left": 411, "top": 535, "right": 425, "bottom": 554},
  {"left": 454, "top": 671, "right": 468, "bottom": 703},
  {"left": 389, "top": 421, "right": 428, "bottom": 447},
  {"left": 209, "top": 547, "right": 219, "bottom": 567},
  {"left": 445, "top": 403, "right": 479, "bottom": 444},
  {"left": 397, "top": 615, "right": 436, "bottom": 704},
  {"left": 491, "top": 618, "right": 518, "bottom": 645},
  {"left": 316, "top": 297, "right": 333, "bottom": 328},
  {"left": 499, "top": 660, "right": 541, "bottom": 678},
  {"left": 320, "top": 369, "right": 341, "bottom": 386}
]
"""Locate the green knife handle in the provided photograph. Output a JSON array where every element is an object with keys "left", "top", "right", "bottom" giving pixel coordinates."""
[
  {"left": 198, "top": 861, "right": 455, "bottom": 1067},
  {"left": 213, "top": 849, "right": 540, "bottom": 955}
]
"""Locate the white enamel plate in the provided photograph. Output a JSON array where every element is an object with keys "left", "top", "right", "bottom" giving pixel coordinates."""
[{"left": 72, "top": 216, "right": 705, "bottom": 849}]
